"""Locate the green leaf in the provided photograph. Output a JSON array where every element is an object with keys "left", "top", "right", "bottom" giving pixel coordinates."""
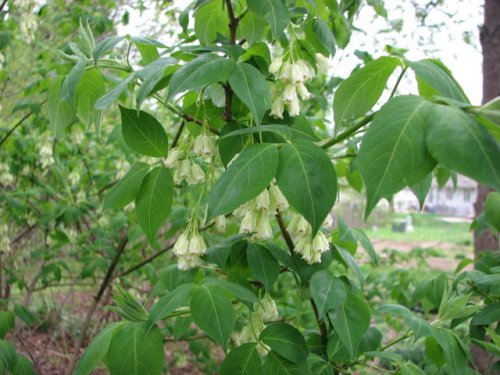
[
  {"left": 201, "top": 278, "right": 258, "bottom": 304},
  {"left": 264, "top": 351, "right": 312, "bottom": 375},
  {"left": 329, "top": 293, "right": 370, "bottom": 357},
  {"left": 135, "top": 167, "right": 173, "bottom": 245},
  {"left": 228, "top": 62, "right": 271, "bottom": 126},
  {"left": 276, "top": 139, "right": 337, "bottom": 235},
  {"left": 399, "top": 362, "right": 426, "bottom": 375},
  {"left": 237, "top": 12, "right": 267, "bottom": 45},
  {"left": 358, "top": 95, "right": 436, "bottom": 216},
  {"left": 207, "top": 143, "right": 278, "bottom": 219},
  {"left": 168, "top": 54, "right": 235, "bottom": 99},
  {"left": 220, "top": 343, "right": 263, "bottom": 375},
  {"left": 410, "top": 173, "right": 432, "bottom": 210},
  {"left": 485, "top": 192, "right": 500, "bottom": 231},
  {"left": 333, "top": 56, "right": 401, "bottom": 130},
  {"left": 352, "top": 229, "right": 379, "bottom": 265},
  {"left": 431, "top": 329, "right": 469, "bottom": 375},
  {"left": 107, "top": 322, "right": 164, "bottom": 375},
  {"left": 313, "top": 18, "right": 336, "bottom": 56},
  {"left": 104, "top": 162, "right": 150, "bottom": 209},
  {"left": 132, "top": 38, "right": 160, "bottom": 65},
  {"left": 120, "top": 106, "right": 168, "bottom": 157},
  {"left": 74, "top": 322, "right": 122, "bottom": 375},
  {"left": 309, "top": 271, "right": 346, "bottom": 320},
  {"left": 76, "top": 70, "right": 105, "bottom": 129},
  {"left": 377, "top": 304, "right": 434, "bottom": 341},
  {"left": 246, "top": 243, "right": 280, "bottom": 290},
  {"left": 92, "top": 36, "right": 125, "bottom": 65},
  {"left": 259, "top": 323, "right": 308, "bottom": 363},
  {"left": 137, "top": 57, "right": 176, "bottom": 109},
  {"left": 94, "top": 74, "right": 135, "bottom": 110},
  {"left": 0, "top": 311, "right": 14, "bottom": 339},
  {"left": 472, "top": 302, "right": 500, "bottom": 325},
  {"left": 148, "top": 284, "right": 192, "bottom": 327},
  {"left": 247, "top": 0, "right": 289, "bottom": 38},
  {"left": 426, "top": 104, "right": 500, "bottom": 191},
  {"left": 190, "top": 284, "right": 235, "bottom": 349},
  {"left": 0, "top": 339, "right": 18, "bottom": 371},
  {"left": 47, "top": 77, "right": 76, "bottom": 135},
  {"left": 12, "top": 355, "right": 35, "bottom": 375},
  {"left": 60, "top": 59, "right": 87, "bottom": 106},
  {"left": 194, "top": 0, "right": 229, "bottom": 45},
  {"left": 407, "top": 59, "right": 469, "bottom": 103}
]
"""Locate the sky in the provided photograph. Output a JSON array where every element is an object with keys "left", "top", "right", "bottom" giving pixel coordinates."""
[{"left": 117, "top": 0, "right": 484, "bottom": 104}]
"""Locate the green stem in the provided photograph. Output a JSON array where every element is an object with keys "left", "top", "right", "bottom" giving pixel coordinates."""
[
  {"left": 389, "top": 66, "right": 408, "bottom": 99},
  {"left": 319, "top": 113, "right": 375, "bottom": 149}
]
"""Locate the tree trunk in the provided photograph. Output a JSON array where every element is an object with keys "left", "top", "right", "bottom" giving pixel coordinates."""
[
  {"left": 476, "top": 0, "right": 500, "bottom": 256},
  {"left": 471, "top": 1, "right": 500, "bottom": 372}
]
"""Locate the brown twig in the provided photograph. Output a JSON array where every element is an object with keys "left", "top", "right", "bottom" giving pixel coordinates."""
[{"left": 66, "top": 234, "right": 128, "bottom": 375}]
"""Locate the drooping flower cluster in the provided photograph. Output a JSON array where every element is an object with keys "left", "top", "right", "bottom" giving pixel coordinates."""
[
  {"left": 39, "top": 133, "right": 54, "bottom": 169},
  {"left": 233, "top": 293, "right": 279, "bottom": 353},
  {"left": 269, "top": 52, "right": 332, "bottom": 118},
  {"left": 0, "top": 162, "right": 14, "bottom": 185},
  {"left": 173, "top": 224, "right": 207, "bottom": 270},
  {"left": 164, "top": 132, "right": 217, "bottom": 186},
  {"left": 68, "top": 170, "right": 80, "bottom": 186},
  {"left": 287, "top": 213, "right": 332, "bottom": 264},
  {"left": 234, "top": 182, "right": 288, "bottom": 240},
  {"left": 0, "top": 223, "right": 10, "bottom": 253}
]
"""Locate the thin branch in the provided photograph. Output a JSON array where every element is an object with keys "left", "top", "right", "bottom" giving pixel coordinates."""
[
  {"left": 66, "top": 234, "right": 128, "bottom": 375},
  {"left": 0, "top": 108, "right": 38, "bottom": 148},
  {"left": 171, "top": 121, "right": 186, "bottom": 148},
  {"left": 319, "top": 113, "right": 375, "bottom": 149},
  {"left": 0, "top": 0, "right": 8, "bottom": 13}
]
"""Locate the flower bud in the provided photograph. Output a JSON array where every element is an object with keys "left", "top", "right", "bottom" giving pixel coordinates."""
[
  {"left": 256, "top": 293, "right": 279, "bottom": 321},
  {"left": 296, "top": 83, "right": 311, "bottom": 100},
  {"left": 215, "top": 215, "right": 226, "bottom": 233},
  {"left": 269, "top": 184, "right": 288, "bottom": 212},
  {"left": 202, "top": 135, "right": 217, "bottom": 159},
  {"left": 315, "top": 53, "right": 330, "bottom": 73},
  {"left": 193, "top": 135, "right": 204, "bottom": 156},
  {"left": 164, "top": 148, "right": 181, "bottom": 168},
  {"left": 255, "top": 189, "right": 270, "bottom": 212},
  {"left": 270, "top": 96, "right": 284, "bottom": 119},
  {"left": 189, "top": 234, "right": 206, "bottom": 255},
  {"left": 298, "top": 59, "right": 315, "bottom": 80},
  {"left": 282, "top": 84, "right": 298, "bottom": 105},
  {"left": 240, "top": 210, "right": 257, "bottom": 234},
  {"left": 178, "top": 159, "right": 192, "bottom": 181},
  {"left": 269, "top": 56, "right": 283, "bottom": 75},
  {"left": 190, "top": 162, "right": 205, "bottom": 184},
  {"left": 256, "top": 212, "right": 273, "bottom": 240},
  {"left": 291, "top": 63, "right": 304, "bottom": 84},
  {"left": 173, "top": 233, "right": 190, "bottom": 256},
  {"left": 279, "top": 61, "right": 293, "bottom": 82}
]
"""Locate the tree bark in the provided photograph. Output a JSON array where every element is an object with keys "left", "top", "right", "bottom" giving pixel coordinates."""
[
  {"left": 475, "top": 0, "right": 499, "bottom": 256},
  {"left": 471, "top": 1, "right": 500, "bottom": 372}
]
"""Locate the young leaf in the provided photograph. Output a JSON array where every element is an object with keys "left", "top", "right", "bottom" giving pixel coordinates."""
[
  {"left": 259, "top": 323, "right": 308, "bottom": 363},
  {"left": 194, "top": 0, "right": 229, "bottom": 45},
  {"left": 120, "top": 106, "right": 168, "bottom": 157},
  {"left": 228, "top": 62, "right": 271, "bottom": 126},
  {"left": 135, "top": 167, "right": 173, "bottom": 245},
  {"left": 60, "top": 59, "right": 87, "bottom": 106},
  {"left": 237, "top": 12, "right": 267, "bottom": 45},
  {"left": 76, "top": 70, "right": 105, "bottom": 128},
  {"left": 426, "top": 104, "right": 500, "bottom": 191},
  {"left": 92, "top": 36, "right": 125, "bottom": 65},
  {"left": 48, "top": 77, "right": 76, "bottom": 135},
  {"left": 148, "top": 284, "right": 193, "bottom": 327},
  {"left": 309, "top": 271, "right": 346, "bottom": 320},
  {"left": 74, "top": 322, "right": 122, "bottom": 375},
  {"left": 352, "top": 229, "right": 379, "bottom": 265},
  {"left": 136, "top": 57, "right": 176, "bottom": 109},
  {"left": 0, "top": 311, "right": 14, "bottom": 339},
  {"left": 107, "top": 322, "right": 164, "bottom": 375},
  {"left": 264, "top": 351, "right": 312, "bottom": 375},
  {"left": 329, "top": 293, "right": 370, "bottom": 357},
  {"left": 246, "top": 243, "right": 280, "bottom": 290},
  {"left": 358, "top": 95, "right": 436, "bottom": 216},
  {"left": 190, "top": 284, "right": 235, "bottom": 349},
  {"left": 276, "top": 139, "right": 337, "bottom": 235},
  {"left": 333, "top": 56, "right": 402, "bottom": 130},
  {"left": 407, "top": 59, "right": 469, "bottom": 103},
  {"left": 247, "top": 0, "right": 289, "bottom": 38},
  {"left": 377, "top": 304, "right": 434, "bottom": 341},
  {"left": 167, "top": 54, "right": 235, "bottom": 99},
  {"left": 219, "top": 343, "right": 263, "bottom": 375},
  {"left": 207, "top": 143, "right": 278, "bottom": 219},
  {"left": 94, "top": 73, "right": 135, "bottom": 110},
  {"left": 104, "top": 162, "right": 150, "bottom": 209}
]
